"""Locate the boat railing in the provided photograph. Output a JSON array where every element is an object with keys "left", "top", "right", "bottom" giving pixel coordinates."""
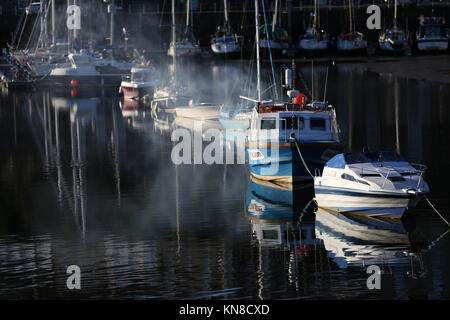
[
  {"left": 314, "top": 168, "right": 322, "bottom": 177},
  {"left": 359, "top": 163, "right": 428, "bottom": 190}
]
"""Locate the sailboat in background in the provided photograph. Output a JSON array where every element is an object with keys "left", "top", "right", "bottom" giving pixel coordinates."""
[
  {"left": 259, "top": 0, "right": 289, "bottom": 55},
  {"left": 378, "top": 0, "right": 408, "bottom": 53},
  {"left": 337, "top": 0, "right": 367, "bottom": 52},
  {"left": 210, "top": 0, "right": 243, "bottom": 56},
  {"left": 168, "top": 0, "right": 201, "bottom": 57},
  {"left": 299, "top": 0, "right": 332, "bottom": 52}
]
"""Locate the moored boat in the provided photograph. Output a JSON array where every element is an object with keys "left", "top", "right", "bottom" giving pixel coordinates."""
[
  {"left": 314, "top": 151, "right": 430, "bottom": 217},
  {"left": 416, "top": 16, "right": 449, "bottom": 52},
  {"left": 246, "top": 98, "right": 343, "bottom": 185},
  {"left": 119, "top": 65, "right": 156, "bottom": 100}
]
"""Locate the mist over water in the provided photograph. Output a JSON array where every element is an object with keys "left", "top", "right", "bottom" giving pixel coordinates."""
[{"left": 0, "top": 61, "right": 450, "bottom": 299}]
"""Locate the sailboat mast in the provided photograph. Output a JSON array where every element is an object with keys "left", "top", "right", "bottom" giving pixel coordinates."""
[
  {"left": 172, "top": 0, "right": 176, "bottom": 70},
  {"left": 224, "top": 0, "right": 229, "bottom": 25},
  {"left": 110, "top": 0, "right": 115, "bottom": 46},
  {"left": 255, "top": 0, "right": 261, "bottom": 102},
  {"left": 314, "top": 0, "right": 317, "bottom": 28},
  {"left": 348, "top": 0, "right": 353, "bottom": 33},
  {"left": 394, "top": 0, "right": 397, "bottom": 20},
  {"left": 272, "top": 0, "right": 278, "bottom": 33},
  {"left": 51, "top": 0, "right": 55, "bottom": 47},
  {"left": 186, "top": 0, "right": 190, "bottom": 27}
]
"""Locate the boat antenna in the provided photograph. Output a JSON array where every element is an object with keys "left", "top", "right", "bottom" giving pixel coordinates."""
[
  {"left": 261, "top": 0, "right": 278, "bottom": 100},
  {"left": 311, "top": 60, "right": 314, "bottom": 101}
]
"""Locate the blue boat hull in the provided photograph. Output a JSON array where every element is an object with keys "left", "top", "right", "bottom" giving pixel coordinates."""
[{"left": 246, "top": 141, "right": 342, "bottom": 183}]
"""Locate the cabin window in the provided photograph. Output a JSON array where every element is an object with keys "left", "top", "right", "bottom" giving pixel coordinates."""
[
  {"left": 310, "top": 118, "right": 326, "bottom": 131},
  {"left": 360, "top": 173, "right": 381, "bottom": 177},
  {"left": 356, "top": 179, "right": 370, "bottom": 186},
  {"left": 260, "top": 118, "right": 277, "bottom": 130},
  {"left": 341, "top": 173, "right": 356, "bottom": 181},
  {"left": 262, "top": 230, "right": 279, "bottom": 240},
  {"left": 281, "top": 117, "right": 304, "bottom": 130},
  {"left": 388, "top": 176, "right": 406, "bottom": 182}
]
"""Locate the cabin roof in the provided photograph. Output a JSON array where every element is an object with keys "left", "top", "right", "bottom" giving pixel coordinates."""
[{"left": 326, "top": 151, "right": 407, "bottom": 169}]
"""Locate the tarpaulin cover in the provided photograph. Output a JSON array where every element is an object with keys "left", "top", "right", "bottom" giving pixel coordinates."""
[{"left": 259, "top": 24, "right": 289, "bottom": 41}]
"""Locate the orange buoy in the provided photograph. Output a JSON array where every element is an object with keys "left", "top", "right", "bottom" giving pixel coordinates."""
[
  {"left": 70, "top": 79, "right": 77, "bottom": 86},
  {"left": 71, "top": 89, "right": 78, "bottom": 98}
]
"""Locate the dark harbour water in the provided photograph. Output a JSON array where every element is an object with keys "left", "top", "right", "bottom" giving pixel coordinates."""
[{"left": 0, "top": 60, "right": 449, "bottom": 299}]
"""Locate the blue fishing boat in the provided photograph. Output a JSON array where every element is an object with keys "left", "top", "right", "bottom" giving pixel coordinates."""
[
  {"left": 245, "top": 100, "right": 343, "bottom": 184},
  {"left": 243, "top": 0, "right": 342, "bottom": 185}
]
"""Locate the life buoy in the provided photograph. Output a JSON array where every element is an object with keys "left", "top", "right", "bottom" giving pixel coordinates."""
[{"left": 294, "top": 93, "right": 307, "bottom": 106}]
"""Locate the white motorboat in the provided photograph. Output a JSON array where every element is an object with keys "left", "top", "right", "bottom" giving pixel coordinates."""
[
  {"left": 314, "top": 151, "right": 430, "bottom": 217},
  {"left": 119, "top": 65, "right": 156, "bottom": 100},
  {"left": 37, "top": 51, "right": 132, "bottom": 87},
  {"left": 175, "top": 102, "right": 222, "bottom": 120},
  {"left": 416, "top": 16, "right": 449, "bottom": 52}
]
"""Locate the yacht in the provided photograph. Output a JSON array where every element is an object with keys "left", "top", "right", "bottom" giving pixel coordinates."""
[
  {"left": 167, "top": 0, "right": 201, "bottom": 57},
  {"left": 379, "top": 0, "right": 408, "bottom": 53},
  {"left": 337, "top": 0, "right": 367, "bottom": 52},
  {"left": 210, "top": 0, "right": 242, "bottom": 56},
  {"left": 314, "top": 151, "right": 430, "bottom": 217},
  {"left": 37, "top": 51, "right": 133, "bottom": 87}
]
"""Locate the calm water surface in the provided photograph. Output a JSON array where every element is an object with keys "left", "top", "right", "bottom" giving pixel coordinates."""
[{"left": 0, "top": 61, "right": 449, "bottom": 299}]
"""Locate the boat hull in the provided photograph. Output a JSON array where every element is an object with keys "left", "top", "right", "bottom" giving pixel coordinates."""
[
  {"left": 337, "top": 39, "right": 367, "bottom": 51},
  {"left": 299, "top": 39, "right": 330, "bottom": 51},
  {"left": 211, "top": 42, "right": 241, "bottom": 56},
  {"left": 246, "top": 142, "right": 342, "bottom": 183},
  {"left": 314, "top": 185, "right": 423, "bottom": 217},
  {"left": 120, "top": 85, "right": 154, "bottom": 100},
  {"left": 417, "top": 40, "right": 448, "bottom": 51},
  {"left": 36, "top": 74, "right": 123, "bottom": 87}
]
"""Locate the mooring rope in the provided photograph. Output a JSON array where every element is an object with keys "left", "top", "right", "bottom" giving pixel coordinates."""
[
  {"left": 424, "top": 195, "right": 450, "bottom": 227},
  {"left": 293, "top": 139, "right": 314, "bottom": 179}
]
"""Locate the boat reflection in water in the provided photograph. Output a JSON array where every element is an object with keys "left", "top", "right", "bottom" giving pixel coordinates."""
[
  {"left": 245, "top": 176, "right": 437, "bottom": 294},
  {"left": 120, "top": 98, "right": 152, "bottom": 132},
  {"left": 314, "top": 207, "right": 431, "bottom": 274},
  {"left": 246, "top": 178, "right": 317, "bottom": 247}
]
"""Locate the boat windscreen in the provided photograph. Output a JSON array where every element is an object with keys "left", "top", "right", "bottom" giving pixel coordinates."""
[{"left": 344, "top": 151, "right": 406, "bottom": 164}]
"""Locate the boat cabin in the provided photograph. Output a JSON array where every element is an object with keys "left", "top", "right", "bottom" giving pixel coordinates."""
[
  {"left": 130, "top": 67, "right": 155, "bottom": 83},
  {"left": 249, "top": 101, "right": 339, "bottom": 143},
  {"left": 68, "top": 53, "right": 92, "bottom": 67}
]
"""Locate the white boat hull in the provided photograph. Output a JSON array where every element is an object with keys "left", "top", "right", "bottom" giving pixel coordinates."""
[
  {"left": 211, "top": 42, "right": 241, "bottom": 54},
  {"left": 175, "top": 105, "right": 221, "bottom": 120},
  {"left": 168, "top": 44, "right": 201, "bottom": 57},
  {"left": 314, "top": 187, "right": 422, "bottom": 217}
]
